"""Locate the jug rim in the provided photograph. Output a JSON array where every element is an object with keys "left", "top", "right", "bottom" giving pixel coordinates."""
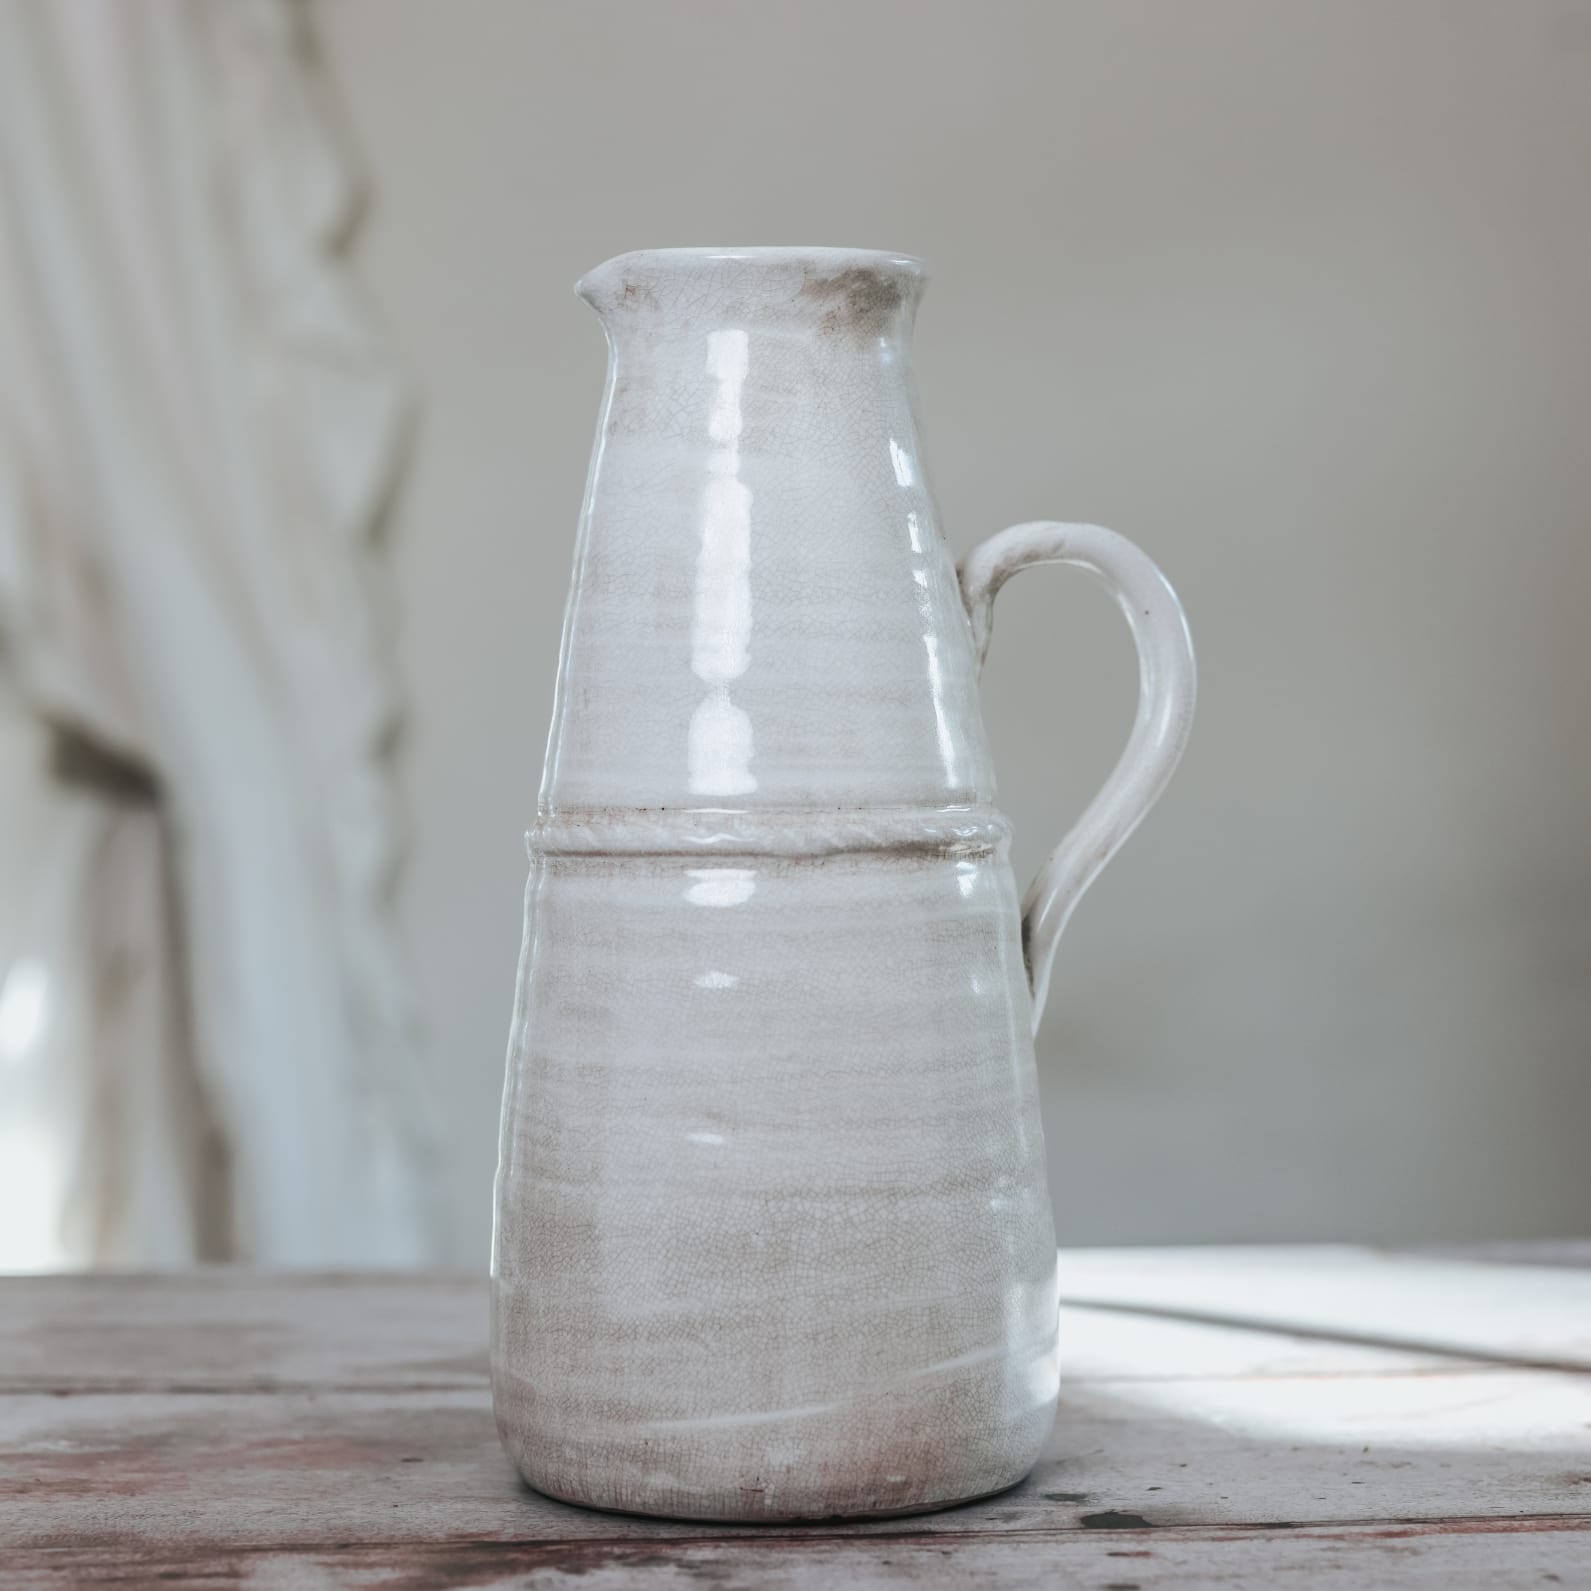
[{"left": 576, "top": 247, "right": 927, "bottom": 315}]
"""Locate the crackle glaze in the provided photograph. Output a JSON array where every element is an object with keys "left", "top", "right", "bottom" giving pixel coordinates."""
[{"left": 492, "top": 248, "right": 1195, "bottom": 1522}]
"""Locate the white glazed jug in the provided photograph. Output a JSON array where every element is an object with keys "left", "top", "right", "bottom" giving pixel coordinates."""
[{"left": 492, "top": 248, "right": 1195, "bottom": 1522}]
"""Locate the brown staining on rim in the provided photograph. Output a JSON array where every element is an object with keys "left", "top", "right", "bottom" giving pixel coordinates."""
[
  {"left": 618, "top": 277, "right": 662, "bottom": 310},
  {"left": 799, "top": 264, "right": 912, "bottom": 337}
]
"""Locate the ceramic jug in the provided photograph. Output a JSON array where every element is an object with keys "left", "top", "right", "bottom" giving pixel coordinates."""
[{"left": 492, "top": 247, "right": 1195, "bottom": 1522}]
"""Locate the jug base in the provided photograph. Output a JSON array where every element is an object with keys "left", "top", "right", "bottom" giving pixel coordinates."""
[{"left": 514, "top": 1464, "right": 1037, "bottom": 1525}]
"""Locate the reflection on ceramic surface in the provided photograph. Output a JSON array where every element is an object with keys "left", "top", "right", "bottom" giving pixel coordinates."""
[
  {"left": 689, "top": 328, "right": 756, "bottom": 797},
  {"left": 492, "top": 247, "right": 1195, "bottom": 1523},
  {"left": 683, "top": 866, "right": 756, "bottom": 908}
]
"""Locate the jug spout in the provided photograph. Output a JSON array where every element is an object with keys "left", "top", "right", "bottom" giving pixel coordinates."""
[{"left": 574, "top": 247, "right": 926, "bottom": 341}]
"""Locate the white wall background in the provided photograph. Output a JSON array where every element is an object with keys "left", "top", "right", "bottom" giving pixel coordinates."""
[{"left": 319, "top": 0, "right": 1591, "bottom": 1264}]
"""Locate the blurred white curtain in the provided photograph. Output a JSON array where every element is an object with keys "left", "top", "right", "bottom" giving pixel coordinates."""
[{"left": 0, "top": 0, "right": 436, "bottom": 1265}]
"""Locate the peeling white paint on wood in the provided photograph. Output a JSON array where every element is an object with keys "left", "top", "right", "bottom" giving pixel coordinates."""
[{"left": 13, "top": 1524, "right": 1591, "bottom": 1591}]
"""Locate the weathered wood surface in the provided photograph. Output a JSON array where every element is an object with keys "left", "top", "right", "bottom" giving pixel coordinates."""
[
  {"left": 14, "top": 1521, "right": 1591, "bottom": 1591},
  {"left": 3, "top": 1247, "right": 1587, "bottom": 1586},
  {"left": 0, "top": 1272, "right": 487, "bottom": 1393}
]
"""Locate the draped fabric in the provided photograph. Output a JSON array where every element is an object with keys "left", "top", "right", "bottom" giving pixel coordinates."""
[{"left": 0, "top": 0, "right": 436, "bottom": 1265}]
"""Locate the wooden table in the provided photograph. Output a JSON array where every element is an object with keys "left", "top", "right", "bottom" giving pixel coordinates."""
[{"left": 4, "top": 1246, "right": 1589, "bottom": 1587}]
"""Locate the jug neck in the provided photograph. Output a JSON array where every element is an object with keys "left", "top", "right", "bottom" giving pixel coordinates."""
[
  {"left": 576, "top": 247, "right": 926, "bottom": 349},
  {"left": 544, "top": 247, "right": 996, "bottom": 813}
]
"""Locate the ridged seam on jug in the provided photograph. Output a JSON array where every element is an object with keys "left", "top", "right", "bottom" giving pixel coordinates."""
[{"left": 527, "top": 804, "right": 1012, "bottom": 859}]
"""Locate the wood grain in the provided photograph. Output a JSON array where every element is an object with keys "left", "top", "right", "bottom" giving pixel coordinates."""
[
  {"left": 3, "top": 1248, "right": 1587, "bottom": 1586},
  {"left": 0, "top": 1272, "right": 486, "bottom": 1393},
  {"left": 12, "top": 1519, "right": 1591, "bottom": 1590}
]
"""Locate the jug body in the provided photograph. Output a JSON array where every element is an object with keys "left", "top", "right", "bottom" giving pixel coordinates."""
[
  {"left": 493, "top": 824, "right": 1058, "bottom": 1521},
  {"left": 490, "top": 248, "right": 1197, "bottom": 1522}
]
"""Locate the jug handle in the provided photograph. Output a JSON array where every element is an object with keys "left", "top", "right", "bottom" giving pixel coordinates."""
[{"left": 958, "top": 522, "right": 1196, "bottom": 1035}]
